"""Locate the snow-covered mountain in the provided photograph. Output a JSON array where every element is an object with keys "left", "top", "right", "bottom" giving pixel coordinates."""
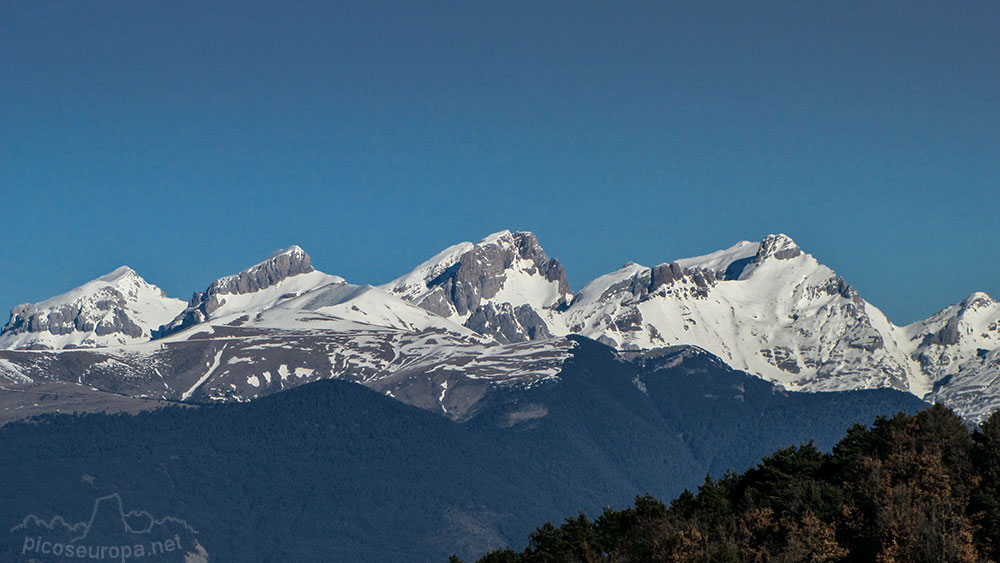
[
  {"left": 905, "top": 292, "right": 1000, "bottom": 380},
  {"left": 0, "top": 243, "right": 573, "bottom": 421},
  {"left": 906, "top": 292, "right": 1000, "bottom": 420},
  {"left": 1, "top": 231, "right": 998, "bottom": 422},
  {"left": 156, "top": 245, "right": 346, "bottom": 337},
  {"left": 0, "top": 267, "right": 185, "bottom": 350},
  {"left": 379, "top": 231, "right": 998, "bottom": 419},
  {"left": 153, "top": 245, "right": 479, "bottom": 341},
  {"left": 383, "top": 230, "right": 572, "bottom": 343},
  {"left": 561, "top": 234, "right": 930, "bottom": 397}
]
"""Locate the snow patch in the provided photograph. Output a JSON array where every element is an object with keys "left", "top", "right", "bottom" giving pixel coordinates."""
[{"left": 181, "top": 344, "right": 228, "bottom": 400}]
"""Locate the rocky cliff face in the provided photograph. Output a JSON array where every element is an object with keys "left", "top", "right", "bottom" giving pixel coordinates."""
[
  {"left": 208, "top": 245, "right": 315, "bottom": 294},
  {"left": 465, "top": 302, "right": 553, "bottom": 344},
  {"left": 4, "top": 292, "right": 143, "bottom": 339},
  {"left": 156, "top": 246, "right": 332, "bottom": 337},
  {"left": 383, "top": 230, "right": 572, "bottom": 343}
]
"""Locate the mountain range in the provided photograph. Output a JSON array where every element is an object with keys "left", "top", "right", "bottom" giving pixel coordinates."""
[{"left": 1, "top": 230, "right": 997, "bottom": 422}]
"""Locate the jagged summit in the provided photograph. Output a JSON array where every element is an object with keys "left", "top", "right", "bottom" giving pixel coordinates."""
[
  {"left": 156, "top": 246, "right": 343, "bottom": 338},
  {"left": 963, "top": 291, "right": 996, "bottom": 308},
  {"left": 906, "top": 289, "right": 999, "bottom": 347},
  {"left": 385, "top": 230, "right": 570, "bottom": 298},
  {"left": 383, "top": 230, "right": 571, "bottom": 343},
  {"left": 209, "top": 245, "right": 316, "bottom": 296},
  {"left": 756, "top": 233, "right": 803, "bottom": 260}
]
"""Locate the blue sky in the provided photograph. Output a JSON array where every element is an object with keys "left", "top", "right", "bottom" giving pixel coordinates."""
[{"left": 2, "top": 1, "right": 997, "bottom": 325}]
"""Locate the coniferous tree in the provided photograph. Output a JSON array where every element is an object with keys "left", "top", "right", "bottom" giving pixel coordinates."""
[{"left": 470, "top": 405, "right": 1000, "bottom": 563}]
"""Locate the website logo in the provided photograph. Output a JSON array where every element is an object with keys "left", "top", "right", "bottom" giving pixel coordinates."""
[{"left": 8, "top": 494, "right": 207, "bottom": 562}]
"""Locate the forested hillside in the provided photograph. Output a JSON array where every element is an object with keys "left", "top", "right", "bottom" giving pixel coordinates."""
[
  {"left": 466, "top": 404, "right": 1000, "bottom": 562},
  {"left": 0, "top": 340, "right": 928, "bottom": 562}
]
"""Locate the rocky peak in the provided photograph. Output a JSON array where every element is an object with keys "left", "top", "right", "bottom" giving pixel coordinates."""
[
  {"left": 471, "top": 231, "right": 568, "bottom": 310},
  {"left": 0, "top": 267, "right": 184, "bottom": 350},
  {"left": 383, "top": 230, "right": 572, "bottom": 342},
  {"left": 390, "top": 230, "right": 571, "bottom": 317},
  {"left": 915, "top": 292, "right": 999, "bottom": 347},
  {"left": 510, "top": 231, "right": 572, "bottom": 295},
  {"left": 718, "top": 234, "right": 807, "bottom": 281},
  {"left": 209, "top": 245, "right": 314, "bottom": 296},
  {"left": 961, "top": 292, "right": 996, "bottom": 312},
  {"left": 155, "top": 246, "right": 322, "bottom": 338},
  {"left": 754, "top": 234, "right": 803, "bottom": 262}
]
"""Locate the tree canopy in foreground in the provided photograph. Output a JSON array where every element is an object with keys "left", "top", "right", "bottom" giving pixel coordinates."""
[{"left": 464, "top": 404, "right": 1000, "bottom": 563}]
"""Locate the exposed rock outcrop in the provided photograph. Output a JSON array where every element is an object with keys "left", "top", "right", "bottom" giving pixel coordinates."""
[
  {"left": 384, "top": 231, "right": 572, "bottom": 343},
  {"left": 0, "top": 267, "right": 184, "bottom": 350},
  {"left": 156, "top": 246, "right": 317, "bottom": 338}
]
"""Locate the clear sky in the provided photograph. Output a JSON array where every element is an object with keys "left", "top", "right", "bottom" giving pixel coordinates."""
[{"left": 2, "top": 1, "right": 997, "bottom": 325}]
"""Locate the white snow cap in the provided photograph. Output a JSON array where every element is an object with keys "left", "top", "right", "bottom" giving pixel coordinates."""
[
  {"left": 96, "top": 266, "right": 139, "bottom": 283},
  {"left": 674, "top": 240, "right": 757, "bottom": 273},
  {"left": 267, "top": 245, "right": 307, "bottom": 258},
  {"left": 478, "top": 230, "right": 513, "bottom": 245}
]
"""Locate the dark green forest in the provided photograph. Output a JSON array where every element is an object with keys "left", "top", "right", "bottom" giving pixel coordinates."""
[
  {"left": 464, "top": 404, "right": 1000, "bottom": 563},
  {"left": 0, "top": 340, "right": 929, "bottom": 562}
]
